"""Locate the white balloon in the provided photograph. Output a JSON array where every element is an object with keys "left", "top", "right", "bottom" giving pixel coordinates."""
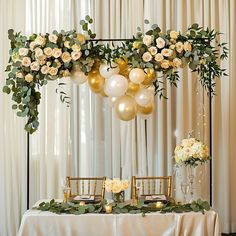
[
  {"left": 135, "top": 88, "right": 154, "bottom": 106},
  {"left": 99, "top": 62, "right": 120, "bottom": 79},
  {"left": 129, "top": 68, "right": 146, "bottom": 84},
  {"left": 107, "top": 96, "right": 118, "bottom": 107},
  {"left": 71, "top": 67, "right": 87, "bottom": 85},
  {"left": 105, "top": 74, "right": 128, "bottom": 97}
]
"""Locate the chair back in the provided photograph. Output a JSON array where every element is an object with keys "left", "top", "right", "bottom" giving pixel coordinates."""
[
  {"left": 132, "top": 176, "right": 172, "bottom": 200},
  {"left": 66, "top": 176, "right": 106, "bottom": 199}
]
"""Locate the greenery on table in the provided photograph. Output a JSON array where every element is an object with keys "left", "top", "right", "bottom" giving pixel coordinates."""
[{"left": 35, "top": 199, "right": 210, "bottom": 216}]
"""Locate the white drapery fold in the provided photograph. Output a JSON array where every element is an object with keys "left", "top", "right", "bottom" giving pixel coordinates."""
[{"left": 0, "top": 0, "right": 235, "bottom": 235}]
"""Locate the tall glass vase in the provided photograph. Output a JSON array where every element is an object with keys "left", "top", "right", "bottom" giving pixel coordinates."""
[{"left": 187, "top": 165, "right": 195, "bottom": 202}]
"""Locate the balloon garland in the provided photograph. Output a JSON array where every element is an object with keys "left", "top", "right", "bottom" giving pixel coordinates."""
[{"left": 3, "top": 15, "right": 228, "bottom": 133}]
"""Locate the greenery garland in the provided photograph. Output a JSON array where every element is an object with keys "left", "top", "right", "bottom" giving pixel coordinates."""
[
  {"left": 2, "top": 15, "right": 228, "bottom": 133},
  {"left": 35, "top": 198, "right": 210, "bottom": 216}
]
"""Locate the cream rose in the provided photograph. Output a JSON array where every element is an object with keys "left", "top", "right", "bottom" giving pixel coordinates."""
[
  {"left": 16, "top": 72, "right": 24, "bottom": 78},
  {"left": 44, "top": 47, "right": 53, "bottom": 57},
  {"left": 62, "top": 69, "right": 70, "bottom": 77},
  {"left": 143, "top": 35, "right": 152, "bottom": 46},
  {"left": 48, "top": 34, "right": 58, "bottom": 44},
  {"left": 35, "top": 35, "right": 46, "bottom": 46},
  {"left": 61, "top": 52, "right": 71, "bottom": 63},
  {"left": 71, "top": 51, "right": 82, "bottom": 61},
  {"left": 25, "top": 73, "right": 33, "bottom": 83},
  {"left": 142, "top": 51, "right": 152, "bottom": 62},
  {"left": 169, "top": 44, "right": 175, "bottom": 50},
  {"left": 173, "top": 58, "right": 182, "bottom": 68},
  {"left": 64, "top": 41, "right": 71, "bottom": 49},
  {"left": 133, "top": 41, "right": 141, "bottom": 49},
  {"left": 41, "top": 65, "right": 49, "bottom": 74},
  {"left": 184, "top": 41, "right": 192, "bottom": 51},
  {"left": 48, "top": 67, "right": 58, "bottom": 76},
  {"left": 18, "top": 48, "right": 29, "bottom": 56},
  {"left": 55, "top": 59, "right": 61, "bottom": 68},
  {"left": 160, "top": 59, "right": 170, "bottom": 69},
  {"left": 148, "top": 46, "right": 158, "bottom": 55},
  {"left": 156, "top": 37, "right": 165, "bottom": 49},
  {"left": 34, "top": 48, "right": 43, "bottom": 58},
  {"left": 154, "top": 53, "right": 164, "bottom": 62},
  {"left": 38, "top": 55, "right": 47, "bottom": 66},
  {"left": 22, "top": 57, "right": 31, "bottom": 67},
  {"left": 175, "top": 42, "right": 184, "bottom": 53},
  {"left": 29, "top": 42, "right": 37, "bottom": 51},
  {"left": 76, "top": 33, "right": 86, "bottom": 44},
  {"left": 30, "top": 61, "right": 40, "bottom": 71},
  {"left": 72, "top": 44, "right": 81, "bottom": 52},
  {"left": 52, "top": 48, "right": 62, "bottom": 58},
  {"left": 161, "top": 48, "right": 173, "bottom": 57},
  {"left": 170, "top": 30, "right": 179, "bottom": 39}
]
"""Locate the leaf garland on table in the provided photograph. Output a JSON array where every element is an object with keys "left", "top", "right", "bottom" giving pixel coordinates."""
[
  {"left": 35, "top": 198, "right": 210, "bottom": 216},
  {"left": 3, "top": 15, "right": 228, "bottom": 133}
]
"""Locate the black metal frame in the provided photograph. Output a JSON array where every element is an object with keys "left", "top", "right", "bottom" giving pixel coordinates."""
[{"left": 26, "top": 38, "right": 213, "bottom": 209}]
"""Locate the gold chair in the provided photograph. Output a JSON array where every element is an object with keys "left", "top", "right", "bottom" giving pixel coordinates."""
[
  {"left": 66, "top": 176, "right": 106, "bottom": 201},
  {"left": 132, "top": 176, "right": 172, "bottom": 200}
]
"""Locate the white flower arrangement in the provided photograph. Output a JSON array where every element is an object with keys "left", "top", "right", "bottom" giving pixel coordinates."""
[
  {"left": 105, "top": 178, "right": 129, "bottom": 194},
  {"left": 174, "top": 138, "right": 209, "bottom": 167}
]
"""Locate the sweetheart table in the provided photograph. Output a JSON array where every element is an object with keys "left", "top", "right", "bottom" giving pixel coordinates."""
[{"left": 18, "top": 200, "right": 220, "bottom": 236}]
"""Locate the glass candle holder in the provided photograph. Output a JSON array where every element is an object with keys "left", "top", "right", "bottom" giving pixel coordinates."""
[
  {"left": 155, "top": 201, "right": 164, "bottom": 209},
  {"left": 63, "top": 187, "right": 71, "bottom": 202},
  {"left": 105, "top": 204, "right": 112, "bottom": 214}
]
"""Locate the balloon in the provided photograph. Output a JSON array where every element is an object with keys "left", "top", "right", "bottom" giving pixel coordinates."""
[
  {"left": 114, "top": 95, "right": 137, "bottom": 121},
  {"left": 119, "top": 65, "right": 132, "bottom": 78},
  {"left": 88, "top": 72, "right": 105, "bottom": 93},
  {"left": 104, "top": 74, "right": 128, "bottom": 97},
  {"left": 71, "top": 65, "right": 87, "bottom": 85},
  {"left": 135, "top": 88, "right": 154, "bottom": 107},
  {"left": 137, "top": 102, "right": 154, "bottom": 115},
  {"left": 99, "top": 62, "right": 120, "bottom": 79},
  {"left": 108, "top": 96, "right": 118, "bottom": 107},
  {"left": 129, "top": 68, "right": 146, "bottom": 84},
  {"left": 99, "top": 86, "right": 108, "bottom": 97},
  {"left": 126, "top": 82, "right": 140, "bottom": 96},
  {"left": 116, "top": 57, "right": 128, "bottom": 71},
  {"left": 142, "top": 68, "right": 156, "bottom": 85}
]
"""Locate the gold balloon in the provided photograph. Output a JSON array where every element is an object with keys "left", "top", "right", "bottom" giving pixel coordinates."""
[
  {"left": 138, "top": 102, "right": 154, "bottom": 115},
  {"left": 114, "top": 95, "right": 137, "bottom": 121},
  {"left": 142, "top": 68, "right": 156, "bottom": 85},
  {"left": 88, "top": 72, "right": 105, "bottom": 93},
  {"left": 116, "top": 57, "right": 128, "bottom": 71},
  {"left": 119, "top": 65, "right": 132, "bottom": 78},
  {"left": 99, "top": 86, "right": 108, "bottom": 97},
  {"left": 126, "top": 82, "right": 140, "bottom": 96}
]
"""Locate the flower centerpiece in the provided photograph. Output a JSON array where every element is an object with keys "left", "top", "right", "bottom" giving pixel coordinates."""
[
  {"left": 174, "top": 138, "right": 209, "bottom": 167},
  {"left": 105, "top": 178, "right": 129, "bottom": 203}
]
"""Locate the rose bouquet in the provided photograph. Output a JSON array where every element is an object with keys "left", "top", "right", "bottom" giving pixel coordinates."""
[{"left": 174, "top": 138, "right": 209, "bottom": 167}]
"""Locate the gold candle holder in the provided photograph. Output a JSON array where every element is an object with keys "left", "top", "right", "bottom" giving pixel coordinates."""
[
  {"left": 79, "top": 201, "right": 86, "bottom": 206},
  {"left": 63, "top": 187, "right": 71, "bottom": 202},
  {"left": 155, "top": 201, "right": 164, "bottom": 209},
  {"left": 105, "top": 204, "right": 112, "bottom": 214}
]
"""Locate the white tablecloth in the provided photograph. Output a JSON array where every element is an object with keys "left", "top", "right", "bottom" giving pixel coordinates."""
[{"left": 18, "top": 202, "right": 220, "bottom": 236}]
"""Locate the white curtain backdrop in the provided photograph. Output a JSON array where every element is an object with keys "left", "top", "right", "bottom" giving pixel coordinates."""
[{"left": 0, "top": 0, "right": 235, "bottom": 235}]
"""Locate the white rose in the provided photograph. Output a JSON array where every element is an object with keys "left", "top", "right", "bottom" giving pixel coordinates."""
[
  {"left": 30, "top": 61, "right": 40, "bottom": 71},
  {"left": 184, "top": 41, "right": 192, "bottom": 51},
  {"left": 156, "top": 37, "right": 165, "bottom": 49},
  {"left": 161, "top": 48, "right": 173, "bottom": 57},
  {"left": 34, "top": 48, "right": 43, "bottom": 58},
  {"left": 48, "top": 67, "right": 58, "bottom": 76},
  {"left": 175, "top": 42, "right": 184, "bottom": 53},
  {"left": 62, "top": 69, "right": 70, "bottom": 77},
  {"left": 154, "top": 53, "right": 163, "bottom": 62},
  {"left": 173, "top": 58, "right": 182, "bottom": 68},
  {"left": 72, "top": 44, "right": 81, "bottom": 52},
  {"left": 22, "top": 57, "right": 31, "bottom": 67},
  {"left": 11, "top": 52, "right": 20, "bottom": 63},
  {"left": 142, "top": 51, "right": 152, "bottom": 62},
  {"left": 43, "top": 47, "right": 53, "bottom": 57},
  {"left": 148, "top": 46, "right": 158, "bottom": 55},
  {"left": 48, "top": 34, "right": 58, "bottom": 44},
  {"left": 170, "top": 31, "right": 179, "bottom": 39},
  {"left": 16, "top": 72, "right": 24, "bottom": 78},
  {"left": 71, "top": 51, "right": 82, "bottom": 61},
  {"left": 64, "top": 41, "right": 71, "bottom": 49},
  {"left": 25, "top": 73, "right": 33, "bottom": 83},
  {"left": 41, "top": 65, "right": 49, "bottom": 74},
  {"left": 35, "top": 35, "right": 46, "bottom": 46},
  {"left": 52, "top": 48, "right": 62, "bottom": 58},
  {"left": 29, "top": 42, "right": 37, "bottom": 51},
  {"left": 55, "top": 59, "right": 61, "bottom": 68},
  {"left": 169, "top": 44, "right": 175, "bottom": 50},
  {"left": 18, "top": 48, "right": 29, "bottom": 56},
  {"left": 160, "top": 59, "right": 170, "bottom": 69},
  {"left": 76, "top": 33, "right": 86, "bottom": 44},
  {"left": 38, "top": 55, "right": 47, "bottom": 65},
  {"left": 61, "top": 52, "right": 71, "bottom": 63},
  {"left": 143, "top": 35, "right": 152, "bottom": 46}
]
